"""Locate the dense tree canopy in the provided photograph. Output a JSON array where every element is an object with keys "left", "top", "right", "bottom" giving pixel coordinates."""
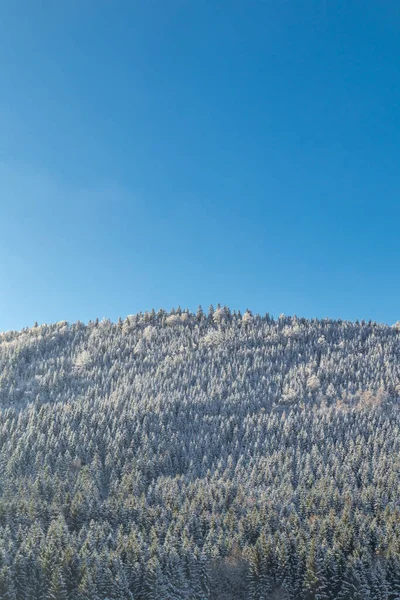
[{"left": 0, "top": 307, "right": 399, "bottom": 599}]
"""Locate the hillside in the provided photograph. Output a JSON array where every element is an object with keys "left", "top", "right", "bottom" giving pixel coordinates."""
[{"left": 0, "top": 307, "right": 399, "bottom": 599}]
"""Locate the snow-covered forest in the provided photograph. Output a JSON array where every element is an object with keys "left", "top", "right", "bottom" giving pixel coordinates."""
[{"left": 0, "top": 306, "right": 399, "bottom": 599}]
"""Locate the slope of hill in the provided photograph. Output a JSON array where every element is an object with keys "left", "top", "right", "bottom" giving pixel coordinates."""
[{"left": 0, "top": 307, "right": 399, "bottom": 599}]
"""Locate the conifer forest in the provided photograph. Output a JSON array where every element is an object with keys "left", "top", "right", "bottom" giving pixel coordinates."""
[{"left": 0, "top": 306, "right": 399, "bottom": 600}]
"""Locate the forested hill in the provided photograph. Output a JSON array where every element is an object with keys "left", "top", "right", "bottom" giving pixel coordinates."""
[{"left": 0, "top": 307, "right": 399, "bottom": 599}]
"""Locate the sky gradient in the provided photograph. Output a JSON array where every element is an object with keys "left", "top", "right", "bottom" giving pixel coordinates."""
[{"left": 1, "top": 1, "right": 399, "bottom": 331}]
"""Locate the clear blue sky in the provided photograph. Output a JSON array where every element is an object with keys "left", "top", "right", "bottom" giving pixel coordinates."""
[{"left": 1, "top": 1, "right": 399, "bottom": 331}]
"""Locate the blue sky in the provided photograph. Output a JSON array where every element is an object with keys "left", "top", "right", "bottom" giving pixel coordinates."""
[{"left": 0, "top": 1, "right": 399, "bottom": 330}]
